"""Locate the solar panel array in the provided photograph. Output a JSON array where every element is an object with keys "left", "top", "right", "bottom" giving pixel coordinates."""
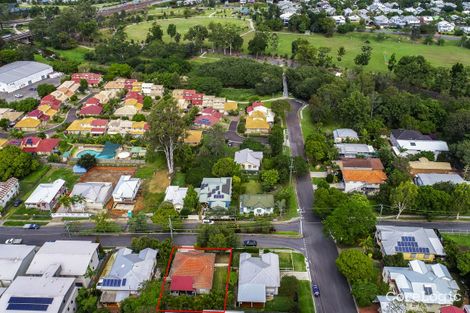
[
  {"left": 102, "top": 278, "right": 127, "bottom": 287},
  {"left": 7, "top": 296, "right": 53, "bottom": 312},
  {"left": 395, "top": 236, "right": 430, "bottom": 254}
]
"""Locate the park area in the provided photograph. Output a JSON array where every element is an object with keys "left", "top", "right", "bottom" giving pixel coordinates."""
[{"left": 125, "top": 16, "right": 251, "bottom": 42}]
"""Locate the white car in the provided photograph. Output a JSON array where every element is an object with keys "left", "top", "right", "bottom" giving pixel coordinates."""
[
  {"left": 14, "top": 94, "right": 23, "bottom": 98},
  {"left": 5, "top": 238, "right": 23, "bottom": 244},
  {"left": 202, "top": 219, "right": 214, "bottom": 224}
]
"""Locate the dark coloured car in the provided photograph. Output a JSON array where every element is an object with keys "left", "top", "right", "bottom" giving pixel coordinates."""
[
  {"left": 312, "top": 284, "right": 320, "bottom": 297},
  {"left": 23, "top": 224, "right": 40, "bottom": 230},
  {"left": 243, "top": 239, "right": 257, "bottom": 247},
  {"left": 13, "top": 199, "right": 22, "bottom": 207}
]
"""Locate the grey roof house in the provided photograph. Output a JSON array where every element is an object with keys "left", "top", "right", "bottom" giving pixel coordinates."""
[
  {"left": 335, "top": 143, "right": 375, "bottom": 158},
  {"left": 414, "top": 173, "right": 467, "bottom": 186},
  {"left": 376, "top": 225, "right": 445, "bottom": 261},
  {"left": 97, "top": 248, "right": 158, "bottom": 304},
  {"left": 238, "top": 252, "right": 280, "bottom": 307},
  {"left": 234, "top": 149, "right": 263, "bottom": 171},
  {"left": 239, "top": 194, "right": 275, "bottom": 216},
  {"left": 333, "top": 128, "right": 359, "bottom": 143},
  {"left": 68, "top": 182, "right": 113, "bottom": 213},
  {"left": 0, "top": 244, "right": 36, "bottom": 287},
  {"left": 390, "top": 129, "right": 449, "bottom": 159},
  {"left": 198, "top": 177, "right": 232, "bottom": 209}
]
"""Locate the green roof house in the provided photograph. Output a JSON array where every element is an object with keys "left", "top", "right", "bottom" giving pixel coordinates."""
[{"left": 239, "top": 194, "right": 275, "bottom": 216}]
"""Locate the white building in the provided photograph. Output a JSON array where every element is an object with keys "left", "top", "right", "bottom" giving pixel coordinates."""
[
  {"left": 414, "top": 173, "right": 467, "bottom": 186},
  {"left": 437, "top": 21, "right": 455, "bottom": 33},
  {"left": 97, "top": 248, "right": 157, "bottom": 305},
  {"left": 68, "top": 182, "right": 113, "bottom": 213},
  {"left": 381, "top": 260, "right": 459, "bottom": 313},
  {"left": 238, "top": 253, "right": 280, "bottom": 307},
  {"left": 112, "top": 175, "right": 141, "bottom": 204},
  {"left": 25, "top": 179, "right": 66, "bottom": 211},
  {"left": 0, "top": 274, "right": 77, "bottom": 313},
  {"left": 0, "top": 244, "right": 36, "bottom": 287},
  {"left": 335, "top": 143, "right": 375, "bottom": 158},
  {"left": 234, "top": 149, "right": 263, "bottom": 172},
  {"left": 0, "top": 177, "right": 19, "bottom": 208},
  {"left": 164, "top": 186, "right": 188, "bottom": 211},
  {"left": 141, "top": 83, "right": 164, "bottom": 98},
  {"left": 0, "top": 61, "right": 53, "bottom": 93},
  {"left": 390, "top": 129, "right": 449, "bottom": 159},
  {"left": 26, "top": 240, "right": 100, "bottom": 287}
]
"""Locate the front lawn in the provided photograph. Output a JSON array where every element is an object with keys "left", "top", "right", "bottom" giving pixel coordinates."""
[
  {"left": 243, "top": 180, "right": 262, "bottom": 194},
  {"left": 299, "top": 280, "right": 315, "bottom": 313},
  {"left": 443, "top": 234, "right": 470, "bottom": 249}
]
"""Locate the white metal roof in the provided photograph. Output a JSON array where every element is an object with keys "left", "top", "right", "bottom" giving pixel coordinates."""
[
  {"left": 25, "top": 179, "right": 65, "bottom": 205},
  {"left": 26, "top": 240, "right": 98, "bottom": 277},
  {"left": 0, "top": 275, "right": 75, "bottom": 313},
  {"left": 415, "top": 173, "right": 467, "bottom": 186},
  {"left": 70, "top": 182, "right": 113, "bottom": 204},
  {"left": 0, "top": 61, "right": 53, "bottom": 84},
  {"left": 112, "top": 175, "right": 141, "bottom": 200},
  {"left": 0, "top": 244, "right": 36, "bottom": 281}
]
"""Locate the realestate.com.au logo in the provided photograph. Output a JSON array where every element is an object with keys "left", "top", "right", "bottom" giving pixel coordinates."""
[{"left": 385, "top": 292, "right": 462, "bottom": 303}]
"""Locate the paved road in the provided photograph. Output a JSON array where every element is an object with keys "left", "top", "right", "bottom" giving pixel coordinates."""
[
  {"left": 224, "top": 119, "right": 268, "bottom": 145},
  {"left": 0, "top": 226, "right": 304, "bottom": 251},
  {"left": 287, "top": 99, "right": 357, "bottom": 313}
]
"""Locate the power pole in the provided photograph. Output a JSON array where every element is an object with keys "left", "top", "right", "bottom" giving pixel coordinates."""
[
  {"left": 168, "top": 217, "right": 173, "bottom": 240},
  {"left": 289, "top": 156, "right": 294, "bottom": 184}
]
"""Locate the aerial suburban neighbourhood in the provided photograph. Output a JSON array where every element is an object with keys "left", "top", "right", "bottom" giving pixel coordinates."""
[{"left": 0, "top": 0, "right": 469, "bottom": 312}]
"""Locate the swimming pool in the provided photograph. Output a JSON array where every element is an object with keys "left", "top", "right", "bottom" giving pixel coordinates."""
[{"left": 75, "top": 149, "right": 114, "bottom": 159}]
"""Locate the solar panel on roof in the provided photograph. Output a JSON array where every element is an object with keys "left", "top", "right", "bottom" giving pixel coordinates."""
[
  {"left": 7, "top": 303, "right": 48, "bottom": 311},
  {"left": 9, "top": 297, "right": 53, "bottom": 304}
]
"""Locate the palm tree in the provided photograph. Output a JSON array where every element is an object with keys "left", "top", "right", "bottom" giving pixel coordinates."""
[{"left": 59, "top": 195, "right": 86, "bottom": 212}]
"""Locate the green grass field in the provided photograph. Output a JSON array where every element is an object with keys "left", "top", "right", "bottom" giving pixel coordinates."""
[
  {"left": 444, "top": 234, "right": 470, "bottom": 249},
  {"left": 242, "top": 31, "right": 470, "bottom": 72},
  {"left": 125, "top": 17, "right": 250, "bottom": 42},
  {"left": 40, "top": 168, "right": 79, "bottom": 190},
  {"left": 213, "top": 267, "right": 228, "bottom": 290},
  {"left": 242, "top": 180, "right": 262, "bottom": 194},
  {"left": 299, "top": 280, "right": 315, "bottom": 313},
  {"left": 50, "top": 46, "right": 93, "bottom": 62}
]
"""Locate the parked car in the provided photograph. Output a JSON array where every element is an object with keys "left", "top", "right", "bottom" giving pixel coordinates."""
[
  {"left": 202, "top": 219, "right": 214, "bottom": 225},
  {"left": 5, "top": 238, "right": 23, "bottom": 244},
  {"left": 243, "top": 239, "right": 258, "bottom": 247},
  {"left": 13, "top": 199, "right": 22, "bottom": 207},
  {"left": 312, "top": 284, "right": 320, "bottom": 297},
  {"left": 23, "top": 223, "right": 40, "bottom": 230},
  {"left": 14, "top": 94, "right": 23, "bottom": 98},
  {"left": 29, "top": 87, "right": 37, "bottom": 91}
]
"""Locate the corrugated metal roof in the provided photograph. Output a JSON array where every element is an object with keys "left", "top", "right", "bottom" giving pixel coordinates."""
[{"left": 0, "top": 61, "right": 52, "bottom": 84}]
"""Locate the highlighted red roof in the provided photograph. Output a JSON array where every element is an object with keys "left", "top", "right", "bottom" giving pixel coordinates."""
[
  {"left": 169, "top": 250, "right": 215, "bottom": 291},
  {"left": 170, "top": 276, "right": 194, "bottom": 292},
  {"left": 71, "top": 72, "right": 102, "bottom": 85},
  {"left": 86, "top": 97, "right": 101, "bottom": 105},
  {"left": 79, "top": 105, "right": 103, "bottom": 116},
  {"left": 21, "top": 137, "right": 59, "bottom": 154},
  {"left": 440, "top": 306, "right": 464, "bottom": 313},
  {"left": 40, "top": 95, "right": 61, "bottom": 109},
  {"left": 91, "top": 119, "right": 108, "bottom": 127}
]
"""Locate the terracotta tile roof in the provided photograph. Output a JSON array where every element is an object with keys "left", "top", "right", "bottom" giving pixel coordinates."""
[
  {"left": 79, "top": 104, "right": 102, "bottom": 116},
  {"left": 246, "top": 116, "right": 269, "bottom": 130},
  {"left": 91, "top": 119, "right": 108, "bottom": 127},
  {"left": 14, "top": 117, "right": 41, "bottom": 129},
  {"left": 440, "top": 306, "right": 464, "bottom": 313},
  {"left": 21, "top": 138, "right": 59, "bottom": 153},
  {"left": 340, "top": 158, "right": 384, "bottom": 170},
  {"left": 169, "top": 251, "right": 215, "bottom": 291},
  {"left": 342, "top": 169, "right": 387, "bottom": 184},
  {"left": 86, "top": 97, "right": 101, "bottom": 105}
]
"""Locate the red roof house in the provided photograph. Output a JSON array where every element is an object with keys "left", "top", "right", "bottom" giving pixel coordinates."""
[
  {"left": 27, "top": 110, "right": 49, "bottom": 122},
  {"left": 86, "top": 97, "right": 101, "bottom": 106},
  {"left": 440, "top": 307, "right": 464, "bottom": 313},
  {"left": 20, "top": 137, "right": 60, "bottom": 155},
  {"left": 71, "top": 73, "right": 103, "bottom": 86},
  {"left": 79, "top": 104, "right": 103, "bottom": 116},
  {"left": 246, "top": 101, "right": 264, "bottom": 113},
  {"left": 125, "top": 91, "right": 144, "bottom": 103},
  {"left": 170, "top": 276, "right": 194, "bottom": 293},
  {"left": 124, "top": 79, "right": 137, "bottom": 90},
  {"left": 201, "top": 108, "right": 222, "bottom": 119},
  {"left": 40, "top": 95, "right": 62, "bottom": 110}
]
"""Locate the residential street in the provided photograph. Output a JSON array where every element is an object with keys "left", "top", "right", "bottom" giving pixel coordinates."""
[{"left": 287, "top": 99, "right": 358, "bottom": 313}]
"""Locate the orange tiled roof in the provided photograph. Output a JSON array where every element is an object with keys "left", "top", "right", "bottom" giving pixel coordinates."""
[
  {"left": 342, "top": 169, "right": 387, "bottom": 184},
  {"left": 169, "top": 250, "right": 215, "bottom": 291}
]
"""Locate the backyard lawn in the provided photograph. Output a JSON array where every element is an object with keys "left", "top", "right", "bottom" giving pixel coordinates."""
[
  {"left": 243, "top": 180, "right": 262, "bottom": 194},
  {"left": 40, "top": 167, "right": 79, "bottom": 190},
  {"left": 242, "top": 31, "right": 470, "bottom": 72},
  {"left": 213, "top": 266, "right": 229, "bottom": 290},
  {"left": 125, "top": 16, "right": 250, "bottom": 42}
]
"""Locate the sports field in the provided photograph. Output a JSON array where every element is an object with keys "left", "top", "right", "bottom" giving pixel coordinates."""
[
  {"left": 125, "top": 16, "right": 250, "bottom": 42},
  {"left": 242, "top": 31, "right": 470, "bottom": 72}
]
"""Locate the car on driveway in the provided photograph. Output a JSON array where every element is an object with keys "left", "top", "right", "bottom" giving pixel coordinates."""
[
  {"left": 312, "top": 284, "right": 320, "bottom": 297},
  {"left": 243, "top": 239, "right": 257, "bottom": 247},
  {"left": 5, "top": 238, "right": 23, "bottom": 244},
  {"left": 23, "top": 223, "right": 40, "bottom": 230},
  {"left": 13, "top": 199, "right": 22, "bottom": 207},
  {"left": 202, "top": 219, "right": 214, "bottom": 224},
  {"left": 14, "top": 94, "right": 23, "bottom": 98}
]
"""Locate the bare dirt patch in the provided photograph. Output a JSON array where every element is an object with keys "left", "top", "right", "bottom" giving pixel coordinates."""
[
  {"left": 147, "top": 169, "right": 170, "bottom": 193},
  {"left": 79, "top": 166, "right": 137, "bottom": 186}
]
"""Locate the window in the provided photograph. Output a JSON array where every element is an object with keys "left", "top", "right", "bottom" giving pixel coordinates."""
[
  {"left": 410, "top": 142, "right": 416, "bottom": 146},
  {"left": 423, "top": 286, "right": 432, "bottom": 295}
]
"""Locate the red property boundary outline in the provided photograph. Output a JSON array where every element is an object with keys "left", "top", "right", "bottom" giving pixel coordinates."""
[{"left": 156, "top": 246, "right": 233, "bottom": 313}]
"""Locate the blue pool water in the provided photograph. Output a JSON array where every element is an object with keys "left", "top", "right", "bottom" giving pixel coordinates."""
[{"left": 76, "top": 149, "right": 111, "bottom": 159}]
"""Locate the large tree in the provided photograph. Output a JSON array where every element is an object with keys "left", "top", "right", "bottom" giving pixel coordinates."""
[
  {"left": 390, "top": 181, "right": 419, "bottom": 219},
  {"left": 146, "top": 97, "right": 187, "bottom": 174},
  {"left": 0, "top": 146, "right": 40, "bottom": 180},
  {"left": 324, "top": 195, "right": 376, "bottom": 245},
  {"left": 336, "top": 249, "right": 375, "bottom": 283}
]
